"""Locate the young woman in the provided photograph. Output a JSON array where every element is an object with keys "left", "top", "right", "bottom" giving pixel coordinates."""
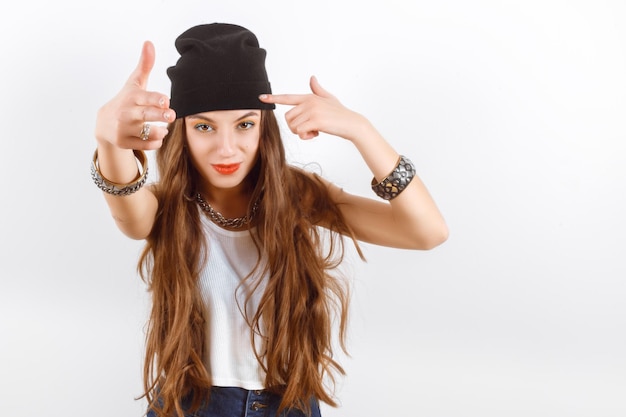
[{"left": 93, "top": 23, "right": 448, "bottom": 417}]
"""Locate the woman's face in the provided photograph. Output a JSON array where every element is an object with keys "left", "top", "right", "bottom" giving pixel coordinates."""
[{"left": 185, "top": 109, "right": 261, "bottom": 194}]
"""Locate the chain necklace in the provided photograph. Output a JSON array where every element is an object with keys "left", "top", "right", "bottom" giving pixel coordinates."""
[{"left": 195, "top": 192, "right": 259, "bottom": 229}]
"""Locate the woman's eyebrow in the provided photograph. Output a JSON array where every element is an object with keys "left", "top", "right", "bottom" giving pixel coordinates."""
[
  {"left": 234, "top": 111, "right": 261, "bottom": 121},
  {"left": 188, "top": 111, "right": 260, "bottom": 123}
]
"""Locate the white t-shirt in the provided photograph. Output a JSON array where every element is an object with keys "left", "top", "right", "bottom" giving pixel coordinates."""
[{"left": 197, "top": 214, "right": 267, "bottom": 389}]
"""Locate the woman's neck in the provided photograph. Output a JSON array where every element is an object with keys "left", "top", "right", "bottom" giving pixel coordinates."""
[{"left": 201, "top": 182, "right": 252, "bottom": 219}]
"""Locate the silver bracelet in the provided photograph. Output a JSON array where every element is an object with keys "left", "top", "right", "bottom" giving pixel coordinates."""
[
  {"left": 371, "top": 155, "right": 415, "bottom": 200},
  {"left": 91, "top": 149, "right": 148, "bottom": 196}
]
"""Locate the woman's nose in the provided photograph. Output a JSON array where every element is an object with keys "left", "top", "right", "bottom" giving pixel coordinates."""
[{"left": 216, "top": 132, "right": 235, "bottom": 156}]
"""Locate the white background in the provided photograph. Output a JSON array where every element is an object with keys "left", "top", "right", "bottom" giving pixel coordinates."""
[{"left": 1, "top": 1, "right": 624, "bottom": 416}]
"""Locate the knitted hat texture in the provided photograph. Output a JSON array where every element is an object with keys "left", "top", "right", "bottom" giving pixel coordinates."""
[{"left": 167, "top": 23, "right": 275, "bottom": 118}]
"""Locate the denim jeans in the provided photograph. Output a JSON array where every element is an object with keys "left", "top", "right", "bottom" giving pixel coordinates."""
[{"left": 146, "top": 386, "right": 322, "bottom": 417}]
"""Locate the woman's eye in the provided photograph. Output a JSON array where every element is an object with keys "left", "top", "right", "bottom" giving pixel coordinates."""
[
  {"left": 195, "top": 123, "right": 213, "bottom": 132},
  {"left": 239, "top": 121, "right": 255, "bottom": 130}
]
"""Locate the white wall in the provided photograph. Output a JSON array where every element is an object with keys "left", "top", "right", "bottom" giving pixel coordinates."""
[{"left": 1, "top": 1, "right": 624, "bottom": 416}]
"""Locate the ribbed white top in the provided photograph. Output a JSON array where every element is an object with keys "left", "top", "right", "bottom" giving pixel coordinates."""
[{"left": 198, "top": 213, "right": 267, "bottom": 389}]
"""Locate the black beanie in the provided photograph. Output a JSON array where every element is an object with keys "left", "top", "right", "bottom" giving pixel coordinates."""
[{"left": 167, "top": 23, "right": 275, "bottom": 118}]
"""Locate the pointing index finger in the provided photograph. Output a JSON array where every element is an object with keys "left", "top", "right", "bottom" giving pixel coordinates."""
[
  {"left": 127, "top": 41, "right": 156, "bottom": 90},
  {"left": 259, "top": 93, "right": 308, "bottom": 106}
]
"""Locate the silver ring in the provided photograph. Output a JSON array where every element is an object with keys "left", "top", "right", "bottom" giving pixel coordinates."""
[{"left": 140, "top": 123, "right": 151, "bottom": 141}]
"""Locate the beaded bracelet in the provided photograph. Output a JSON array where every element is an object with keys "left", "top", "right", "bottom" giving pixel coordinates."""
[
  {"left": 90, "top": 149, "right": 148, "bottom": 196},
  {"left": 371, "top": 155, "right": 416, "bottom": 200}
]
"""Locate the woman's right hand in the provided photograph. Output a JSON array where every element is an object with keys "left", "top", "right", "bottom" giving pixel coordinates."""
[
  {"left": 95, "top": 41, "right": 175, "bottom": 151},
  {"left": 93, "top": 41, "right": 167, "bottom": 240}
]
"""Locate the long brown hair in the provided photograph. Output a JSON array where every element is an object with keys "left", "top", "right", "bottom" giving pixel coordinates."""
[{"left": 139, "top": 110, "right": 363, "bottom": 417}]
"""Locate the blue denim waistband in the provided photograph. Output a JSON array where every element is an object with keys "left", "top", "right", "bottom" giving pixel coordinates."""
[{"left": 147, "top": 386, "right": 321, "bottom": 417}]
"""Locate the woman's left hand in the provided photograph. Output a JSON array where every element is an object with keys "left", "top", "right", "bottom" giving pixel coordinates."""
[
  {"left": 262, "top": 77, "right": 449, "bottom": 250},
  {"left": 259, "top": 76, "right": 369, "bottom": 141}
]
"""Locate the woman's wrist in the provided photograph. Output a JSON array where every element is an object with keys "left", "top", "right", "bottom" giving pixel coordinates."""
[
  {"left": 91, "top": 147, "right": 148, "bottom": 196},
  {"left": 95, "top": 141, "right": 144, "bottom": 184},
  {"left": 341, "top": 112, "right": 375, "bottom": 145}
]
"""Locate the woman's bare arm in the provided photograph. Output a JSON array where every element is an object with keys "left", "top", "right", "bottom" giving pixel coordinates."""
[
  {"left": 94, "top": 41, "right": 175, "bottom": 240},
  {"left": 260, "top": 76, "right": 448, "bottom": 250}
]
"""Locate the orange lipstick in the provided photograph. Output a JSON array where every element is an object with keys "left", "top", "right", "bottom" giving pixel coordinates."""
[{"left": 212, "top": 163, "right": 241, "bottom": 175}]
